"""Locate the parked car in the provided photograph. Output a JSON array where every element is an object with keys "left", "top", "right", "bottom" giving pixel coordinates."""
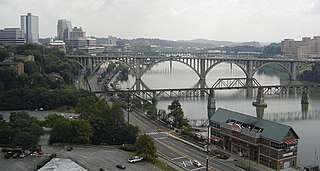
[
  {"left": 116, "top": 164, "right": 126, "bottom": 169},
  {"left": 127, "top": 156, "right": 143, "bottom": 163},
  {"left": 4, "top": 151, "right": 15, "bottom": 159},
  {"left": 192, "top": 160, "right": 202, "bottom": 167}
]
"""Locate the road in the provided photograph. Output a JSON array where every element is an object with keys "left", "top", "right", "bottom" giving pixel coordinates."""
[{"left": 128, "top": 109, "right": 240, "bottom": 171}]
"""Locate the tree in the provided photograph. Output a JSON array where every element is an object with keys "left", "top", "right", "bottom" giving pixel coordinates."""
[
  {"left": 134, "top": 134, "right": 157, "bottom": 162},
  {"left": 44, "top": 114, "right": 67, "bottom": 127},
  {"left": 71, "top": 119, "right": 93, "bottom": 144},
  {"left": 168, "top": 100, "right": 188, "bottom": 128},
  {"left": 12, "top": 132, "right": 38, "bottom": 149}
]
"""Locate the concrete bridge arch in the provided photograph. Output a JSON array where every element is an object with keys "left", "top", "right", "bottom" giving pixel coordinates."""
[
  {"left": 204, "top": 61, "right": 249, "bottom": 80},
  {"left": 138, "top": 59, "right": 201, "bottom": 80},
  {"left": 252, "top": 62, "right": 292, "bottom": 79}
]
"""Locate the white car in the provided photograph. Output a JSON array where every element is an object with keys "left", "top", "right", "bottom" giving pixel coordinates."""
[
  {"left": 192, "top": 160, "right": 202, "bottom": 167},
  {"left": 128, "top": 156, "right": 143, "bottom": 163}
]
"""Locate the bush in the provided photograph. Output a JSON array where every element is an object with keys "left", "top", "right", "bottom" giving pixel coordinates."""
[{"left": 120, "top": 144, "right": 136, "bottom": 152}]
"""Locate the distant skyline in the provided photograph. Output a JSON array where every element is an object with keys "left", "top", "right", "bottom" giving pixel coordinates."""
[{"left": 1, "top": 0, "right": 320, "bottom": 42}]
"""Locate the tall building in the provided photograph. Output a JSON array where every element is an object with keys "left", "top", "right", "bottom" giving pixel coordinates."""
[
  {"left": 20, "top": 13, "right": 39, "bottom": 43},
  {"left": 69, "top": 27, "right": 86, "bottom": 39},
  {"left": 0, "top": 28, "right": 25, "bottom": 45},
  {"left": 281, "top": 36, "right": 320, "bottom": 59},
  {"left": 57, "top": 19, "right": 72, "bottom": 40}
]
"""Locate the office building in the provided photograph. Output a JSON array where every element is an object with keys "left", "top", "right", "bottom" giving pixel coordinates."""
[
  {"left": 69, "top": 27, "right": 86, "bottom": 39},
  {"left": 65, "top": 37, "right": 96, "bottom": 53},
  {"left": 210, "top": 108, "right": 299, "bottom": 170},
  {"left": 281, "top": 36, "right": 320, "bottom": 59},
  {"left": 0, "top": 28, "right": 25, "bottom": 45},
  {"left": 21, "top": 13, "right": 39, "bottom": 43},
  {"left": 57, "top": 19, "right": 72, "bottom": 40}
]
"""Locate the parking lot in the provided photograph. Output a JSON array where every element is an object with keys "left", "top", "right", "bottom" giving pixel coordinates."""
[{"left": 1, "top": 145, "right": 161, "bottom": 171}]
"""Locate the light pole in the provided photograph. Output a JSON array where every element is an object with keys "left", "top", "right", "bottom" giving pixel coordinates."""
[
  {"left": 127, "top": 88, "right": 130, "bottom": 125},
  {"left": 247, "top": 144, "right": 251, "bottom": 171},
  {"left": 206, "top": 123, "right": 210, "bottom": 171}
]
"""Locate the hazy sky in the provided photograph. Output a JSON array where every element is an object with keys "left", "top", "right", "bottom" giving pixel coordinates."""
[{"left": 1, "top": 0, "right": 320, "bottom": 42}]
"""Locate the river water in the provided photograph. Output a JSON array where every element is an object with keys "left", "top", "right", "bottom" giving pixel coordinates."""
[{"left": 118, "top": 61, "right": 320, "bottom": 167}]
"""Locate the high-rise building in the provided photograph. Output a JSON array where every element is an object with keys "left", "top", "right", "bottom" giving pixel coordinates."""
[
  {"left": 21, "top": 13, "right": 39, "bottom": 43},
  {"left": 69, "top": 27, "right": 86, "bottom": 39},
  {"left": 0, "top": 28, "right": 25, "bottom": 45},
  {"left": 57, "top": 19, "right": 72, "bottom": 40}
]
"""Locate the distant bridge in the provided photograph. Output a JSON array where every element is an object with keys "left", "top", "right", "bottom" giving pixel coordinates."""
[
  {"left": 66, "top": 52, "right": 319, "bottom": 83},
  {"left": 94, "top": 78, "right": 320, "bottom": 106}
]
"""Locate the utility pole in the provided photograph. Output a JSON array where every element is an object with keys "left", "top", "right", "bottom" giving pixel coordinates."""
[
  {"left": 127, "top": 88, "right": 130, "bottom": 125},
  {"left": 206, "top": 123, "right": 209, "bottom": 171}
]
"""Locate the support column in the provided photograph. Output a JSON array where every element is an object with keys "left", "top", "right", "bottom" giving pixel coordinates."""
[
  {"left": 290, "top": 62, "right": 297, "bottom": 81},
  {"left": 301, "top": 87, "right": 309, "bottom": 104},
  {"left": 135, "top": 79, "right": 141, "bottom": 91},
  {"left": 87, "top": 57, "right": 93, "bottom": 73},
  {"left": 200, "top": 59, "right": 206, "bottom": 80},
  {"left": 207, "top": 89, "right": 216, "bottom": 120},
  {"left": 199, "top": 79, "right": 206, "bottom": 97},
  {"left": 246, "top": 61, "right": 254, "bottom": 87},
  {"left": 252, "top": 88, "right": 267, "bottom": 108},
  {"left": 135, "top": 59, "right": 141, "bottom": 80}
]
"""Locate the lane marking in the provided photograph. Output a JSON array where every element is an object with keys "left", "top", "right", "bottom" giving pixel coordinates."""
[
  {"left": 155, "top": 139, "right": 220, "bottom": 171},
  {"left": 171, "top": 156, "right": 187, "bottom": 160}
]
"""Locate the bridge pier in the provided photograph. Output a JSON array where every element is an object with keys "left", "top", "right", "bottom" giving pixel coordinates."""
[
  {"left": 301, "top": 88, "right": 309, "bottom": 104},
  {"left": 290, "top": 62, "right": 297, "bottom": 80},
  {"left": 252, "top": 88, "right": 267, "bottom": 108},
  {"left": 207, "top": 89, "right": 216, "bottom": 120}
]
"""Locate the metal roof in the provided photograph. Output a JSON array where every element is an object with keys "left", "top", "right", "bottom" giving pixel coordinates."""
[{"left": 210, "top": 108, "right": 299, "bottom": 142}]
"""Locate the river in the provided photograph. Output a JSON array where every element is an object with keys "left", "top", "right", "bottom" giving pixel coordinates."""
[{"left": 118, "top": 61, "right": 320, "bottom": 167}]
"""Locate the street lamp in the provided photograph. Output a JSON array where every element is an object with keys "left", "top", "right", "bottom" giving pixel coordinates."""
[
  {"left": 127, "top": 88, "right": 130, "bottom": 125},
  {"left": 247, "top": 144, "right": 251, "bottom": 171},
  {"left": 206, "top": 123, "right": 210, "bottom": 171}
]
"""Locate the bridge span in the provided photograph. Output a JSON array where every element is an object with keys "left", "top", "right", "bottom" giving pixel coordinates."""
[{"left": 66, "top": 52, "right": 319, "bottom": 82}]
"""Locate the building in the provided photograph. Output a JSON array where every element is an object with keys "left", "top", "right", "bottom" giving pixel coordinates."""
[
  {"left": 57, "top": 19, "right": 72, "bottom": 41},
  {"left": 21, "top": 13, "right": 39, "bottom": 43},
  {"left": 210, "top": 108, "right": 299, "bottom": 170},
  {"left": 0, "top": 62, "right": 24, "bottom": 74},
  {"left": 69, "top": 27, "right": 86, "bottom": 39},
  {"left": 0, "top": 28, "right": 25, "bottom": 45},
  {"left": 64, "top": 37, "right": 96, "bottom": 53},
  {"left": 281, "top": 36, "right": 320, "bottom": 59},
  {"left": 49, "top": 39, "right": 66, "bottom": 53}
]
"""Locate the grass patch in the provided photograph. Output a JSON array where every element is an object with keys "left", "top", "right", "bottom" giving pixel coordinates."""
[{"left": 153, "top": 159, "right": 177, "bottom": 171}]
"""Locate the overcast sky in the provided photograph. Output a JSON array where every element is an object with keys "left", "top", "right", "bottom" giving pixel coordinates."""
[{"left": 1, "top": 0, "right": 320, "bottom": 42}]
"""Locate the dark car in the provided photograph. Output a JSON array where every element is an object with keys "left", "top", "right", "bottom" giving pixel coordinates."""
[
  {"left": 4, "top": 151, "right": 15, "bottom": 159},
  {"left": 116, "top": 164, "right": 126, "bottom": 169}
]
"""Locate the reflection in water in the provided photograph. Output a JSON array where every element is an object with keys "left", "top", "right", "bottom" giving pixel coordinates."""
[
  {"left": 301, "top": 103, "right": 309, "bottom": 120},
  {"left": 256, "top": 106, "right": 266, "bottom": 119}
]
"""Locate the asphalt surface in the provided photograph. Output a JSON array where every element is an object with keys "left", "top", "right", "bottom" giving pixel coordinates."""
[{"left": 128, "top": 109, "right": 242, "bottom": 171}]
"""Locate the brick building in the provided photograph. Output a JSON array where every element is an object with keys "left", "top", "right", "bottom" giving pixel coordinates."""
[{"left": 210, "top": 108, "right": 299, "bottom": 170}]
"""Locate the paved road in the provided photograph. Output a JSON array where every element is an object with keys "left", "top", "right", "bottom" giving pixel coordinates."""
[{"left": 128, "top": 109, "right": 240, "bottom": 171}]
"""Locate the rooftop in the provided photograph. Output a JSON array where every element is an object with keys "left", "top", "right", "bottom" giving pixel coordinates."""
[{"left": 210, "top": 108, "right": 299, "bottom": 142}]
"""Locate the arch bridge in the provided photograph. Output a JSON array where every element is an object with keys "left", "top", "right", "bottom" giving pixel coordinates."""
[{"left": 66, "top": 52, "right": 318, "bottom": 82}]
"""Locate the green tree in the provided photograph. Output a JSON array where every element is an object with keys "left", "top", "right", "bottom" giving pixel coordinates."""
[
  {"left": 134, "top": 134, "right": 157, "bottom": 162},
  {"left": 167, "top": 100, "right": 188, "bottom": 128},
  {"left": 71, "top": 119, "right": 93, "bottom": 144},
  {"left": 44, "top": 114, "right": 67, "bottom": 127},
  {"left": 12, "top": 132, "right": 38, "bottom": 149}
]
